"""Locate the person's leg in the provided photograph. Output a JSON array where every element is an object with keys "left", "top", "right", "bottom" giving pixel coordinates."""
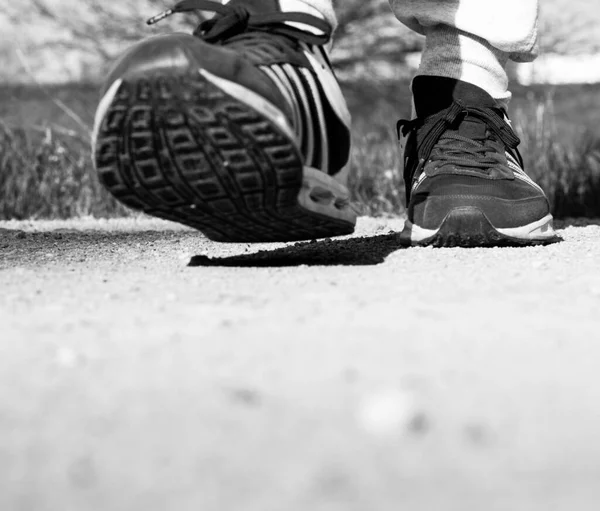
[
  {"left": 390, "top": 0, "right": 539, "bottom": 104},
  {"left": 391, "top": 0, "right": 559, "bottom": 246}
]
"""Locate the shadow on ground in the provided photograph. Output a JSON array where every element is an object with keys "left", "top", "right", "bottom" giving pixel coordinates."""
[{"left": 189, "top": 233, "right": 407, "bottom": 268}]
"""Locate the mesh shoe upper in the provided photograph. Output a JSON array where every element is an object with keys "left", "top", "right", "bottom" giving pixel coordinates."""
[
  {"left": 145, "top": 0, "right": 351, "bottom": 176},
  {"left": 398, "top": 76, "right": 551, "bottom": 229}
]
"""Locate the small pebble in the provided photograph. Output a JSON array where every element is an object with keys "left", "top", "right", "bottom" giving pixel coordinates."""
[
  {"left": 56, "top": 347, "right": 78, "bottom": 368},
  {"left": 358, "top": 389, "right": 423, "bottom": 437}
]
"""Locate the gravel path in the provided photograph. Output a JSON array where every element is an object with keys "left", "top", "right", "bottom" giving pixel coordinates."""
[{"left": 1, "top": 217, "right": 600, "bottom": 511}]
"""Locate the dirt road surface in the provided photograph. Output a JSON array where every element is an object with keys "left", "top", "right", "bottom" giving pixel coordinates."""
[{"left": 1, "top": 217, "right": 600, "bottom": 511}]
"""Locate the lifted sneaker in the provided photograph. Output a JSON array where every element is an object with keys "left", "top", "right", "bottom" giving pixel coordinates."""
[
  {"left": 92, "top": 0, "right": 356, "bottom": 242},
  {"left": 398, "top": 76, "right": 560, "bottom": 248}
]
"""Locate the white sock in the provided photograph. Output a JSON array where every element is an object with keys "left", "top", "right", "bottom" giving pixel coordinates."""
[
  {"left": 279, "top": 0, "right": 337, "bottom": 32},
  {"left": 419, "top": 25, "right": 511, "bottom": 106}
]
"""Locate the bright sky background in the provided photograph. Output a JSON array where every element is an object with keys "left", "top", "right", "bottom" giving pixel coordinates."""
[
  {"left": 2, "top": 0, "right": 600, "bottom": 46},
  {"left": 1, "top": 0, "right": 599, "bottom": 83}
]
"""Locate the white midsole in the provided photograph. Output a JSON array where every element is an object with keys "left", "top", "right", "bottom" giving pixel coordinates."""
[
  {"left": 91, "top": 79, "right": 123, "bottom": 158},
  {"left": 199, "top": 69, "right": 298, "bottom": 146},
  {"left": 496, "top": 214, "right": 556, "bottom": 239},
  {"left": 402, "top": 213, "right": 557, "bottom": 243}
]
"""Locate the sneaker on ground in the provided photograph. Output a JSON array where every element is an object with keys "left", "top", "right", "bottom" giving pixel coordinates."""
[
  {"left": 92, "top": 0, "right": 356, "bottom": 242},
  {"left": 398, "top": 76, "right": 561, "bottom": 248}
]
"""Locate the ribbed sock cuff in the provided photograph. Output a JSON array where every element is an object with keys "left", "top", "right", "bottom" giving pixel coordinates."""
[{"left": 418, "top": 25, "right": 511, "bottom": 105}]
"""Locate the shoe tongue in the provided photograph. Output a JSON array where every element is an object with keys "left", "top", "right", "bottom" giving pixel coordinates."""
[
  {"left": 457, "top": 116, "right": 487, "bottom": 140},
  {"left": 413, "top": 76, "right": 498, "bottom": 118}
]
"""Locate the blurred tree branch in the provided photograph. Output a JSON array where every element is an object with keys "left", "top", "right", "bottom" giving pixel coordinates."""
[
  {"left": 6, "top": 0, "right": 198, "bottom": 62},
  {"left": 7, "top": 0, "right": 422, "bottom": 82},
  {"left": 6, "top": 0, "right": 600, "bottom": 84},
  {"left": 539, "top": 14, "right": 600, "bottom": 55}
]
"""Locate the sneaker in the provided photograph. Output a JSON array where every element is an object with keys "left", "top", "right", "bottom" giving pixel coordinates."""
[
  {"left": 92, "top": 0, "right": 356, "bottom": 242},
  {"left": 398, "top": 76, "right": 561, "bottom": 247}
]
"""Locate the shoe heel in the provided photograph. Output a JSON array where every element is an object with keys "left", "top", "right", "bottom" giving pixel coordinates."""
[{"left": 298, "top": 167, "right": 359, "bottom": 225}]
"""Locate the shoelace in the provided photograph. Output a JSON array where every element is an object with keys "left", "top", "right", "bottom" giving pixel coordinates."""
[
  {"left": 397, "top": 100, "right": 523, "bottom": 172},
  {"left": 147, "top": 0, "right": 332, "bottom": 46}
]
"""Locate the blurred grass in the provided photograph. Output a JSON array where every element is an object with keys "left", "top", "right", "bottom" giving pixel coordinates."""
[
  {"left": 1, "top": 80, "right": 600, "bottom": 220},
  {"left": 0, "top": 123, "right": 128, "bottom": 219},
  {"left": 514, "top": 96, "right": 600, "bottom": 218}
]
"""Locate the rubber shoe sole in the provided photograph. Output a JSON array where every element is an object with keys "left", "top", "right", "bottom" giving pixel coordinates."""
[
  {"left": 92, "top": 69, "right": 357, "bottom": 242},
  {"left": 400, "top": 207, "right": 562, "bottom": 248}
]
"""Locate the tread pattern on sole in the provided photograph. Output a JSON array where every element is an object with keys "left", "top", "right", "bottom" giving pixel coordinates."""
[
  {"left": 409, "top": 208, "right": 562, "bottom": 248},
  {"left": 94, "top": 72, "right": 354, "bottom": 242}
]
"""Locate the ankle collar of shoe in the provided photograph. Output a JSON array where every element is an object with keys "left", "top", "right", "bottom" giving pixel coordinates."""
[{"left": 412, "top": 76, "right": 500, "bottom": 118}]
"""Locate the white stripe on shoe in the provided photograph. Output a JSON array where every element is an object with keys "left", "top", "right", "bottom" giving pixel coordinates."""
[
  {"left": 301, "top": 43, "right": 352, "bottom": 130},
  {"left": 259, "top": 65, "right": 301, "bottom": 133},
  {"left": 280, "top": 63, "right": 317, "bottom": 167},
  {"left": 92, "top": 79, "right": 123, "bottom": 156},
  {"left": 300, "top": 67, "right": 329, "bottom": 174},
  {"left": 258, "top": 44, "right": 351, "bottom": 177},
  {"left": 281, "top": 64, "right": 305, "bottom": 147},
  {"left": 505, "top": 152, "right": 546, "bottom": 194},
  {"left": 260, "top": 62, "right": 323, "bottom": 170}
]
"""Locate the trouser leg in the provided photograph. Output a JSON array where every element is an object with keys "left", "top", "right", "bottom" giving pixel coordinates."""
[{"left": 389, "top": 0, "right": 539, "bottom": 102}]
